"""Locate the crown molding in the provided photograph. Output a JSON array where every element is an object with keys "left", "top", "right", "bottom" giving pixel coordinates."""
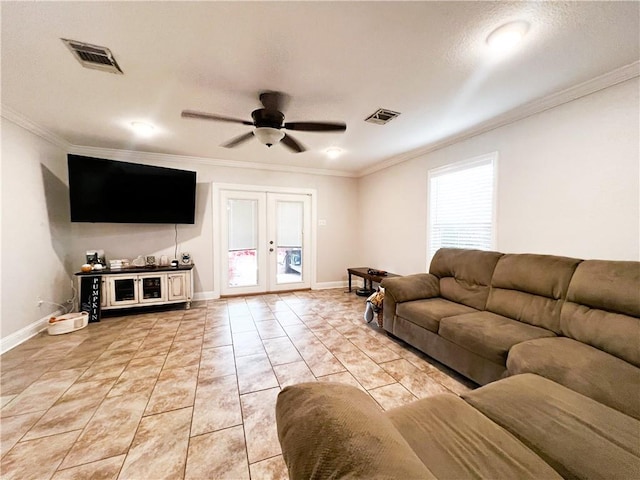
[
  {"left": 5, "top": 61, "right": 637, "bottom": 180},
  {"left": 0, "top": 105, "right": 70, "bottom": 150},
  {"left": 358, "top": 61, "right": 640, "bottom": 177},
  {"left": 1, "top": 104, "right": 356, "bottom": 177},
  {"left": 0, "top": 106, "right": 355, "bottom": 178},
  {"left": 68, "top": 145, "right": 357, "bottom": 178}
]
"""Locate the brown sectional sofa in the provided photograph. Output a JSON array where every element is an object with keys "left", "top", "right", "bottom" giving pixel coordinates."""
[
  {"left": 506, "top": 258, "right": 640, "bottom": 419},
  {"left": 380, "top": 248, "right": 640, "bottom": 418},
  {"left": 275, "top": 248, "right": 640, "bottom": 479},
  {"left": 277, "top": 374, "right": 640, "bottom": 479}
]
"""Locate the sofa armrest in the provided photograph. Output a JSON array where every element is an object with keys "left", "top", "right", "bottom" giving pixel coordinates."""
[
  {"left": 276, "top": 382, "right": 436, "bottom": 480},
  {"left": 381, "top": 273, "right": 440, "bottom": 303}
]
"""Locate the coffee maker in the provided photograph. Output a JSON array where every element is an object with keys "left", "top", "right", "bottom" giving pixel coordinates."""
[{"left": 86, "top": 249, "right": 105, "bottom": 266}]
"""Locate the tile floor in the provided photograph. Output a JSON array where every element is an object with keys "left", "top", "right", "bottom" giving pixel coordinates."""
[{"left": 0, "top": 288, "right": 476, "bottom": 480}]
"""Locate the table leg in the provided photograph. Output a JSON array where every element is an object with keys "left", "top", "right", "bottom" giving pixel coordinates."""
[{"left": 348, "top": 272, "right": 352, "bottom": 292}]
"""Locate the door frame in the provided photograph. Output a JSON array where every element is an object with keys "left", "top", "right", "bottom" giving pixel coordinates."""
[{"left": 211, "top": 183, "right": 318, "bottom": 299}]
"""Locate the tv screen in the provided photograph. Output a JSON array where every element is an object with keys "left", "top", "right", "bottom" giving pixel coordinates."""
[{"left": 68, "top": 155, "right": 197, "bottom": 224}]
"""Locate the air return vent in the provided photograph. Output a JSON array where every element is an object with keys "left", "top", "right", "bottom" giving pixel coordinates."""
[
  {"left": 61, "top": 38, "right": 123, "bottom": 74},
  {"left": 364, "top": 108, "right": 401, "bottom": 125}
]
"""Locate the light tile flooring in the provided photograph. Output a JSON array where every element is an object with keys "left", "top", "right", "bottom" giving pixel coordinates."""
[{"left": 0, "top": 289, "right": 476, "bottom": 480}]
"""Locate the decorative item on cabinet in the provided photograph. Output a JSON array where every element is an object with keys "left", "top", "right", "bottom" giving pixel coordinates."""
[{"left": 132, "top": 255, "right": 146, "bottom": 267}]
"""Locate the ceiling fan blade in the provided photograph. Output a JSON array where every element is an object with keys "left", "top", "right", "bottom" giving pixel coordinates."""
[
  {"left": 181, "top": 110, "right": 253, "bottom": 125},
  {"left": 221, "top": 131, "right": 254, "bottom": 148},
  {"left": 283, "top": 121, "right": 347, "bottom": 132},
  {"left": 281, "top": 133, "right": 305, "bottom": 153},
  {"left": 259, "top": 91, "right": 290, "bottom": 112}
]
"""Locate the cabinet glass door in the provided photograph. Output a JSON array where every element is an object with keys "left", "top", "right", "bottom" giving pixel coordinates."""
[
  {"left": 110, "top": 277, "right": 138, "bottom": 305},
  {"left": 139, "top": 275, "right": 166, "bottom": 303}
]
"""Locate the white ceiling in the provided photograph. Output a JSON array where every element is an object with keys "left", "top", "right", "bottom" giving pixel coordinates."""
[{"left": 2, "top": 1, "right": 639, "bottom": 176}]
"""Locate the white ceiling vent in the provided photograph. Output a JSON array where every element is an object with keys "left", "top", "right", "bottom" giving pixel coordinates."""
[
  {"left": 364, "top": 108, "right": 401, "bottom": 125},
  {"left": 61, "top": 38, "right": 123, "bottom": 74}
]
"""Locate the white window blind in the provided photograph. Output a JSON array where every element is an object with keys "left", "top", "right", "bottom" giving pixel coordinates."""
[
  {"left": 228, "top": 198, "right": 258, "bottom": 251},
  {"left": 277, "top": 201, "right": 303, "bottom": 247},
  {"left": 428, "top": 154, "right": 496, "bottom": 262}
]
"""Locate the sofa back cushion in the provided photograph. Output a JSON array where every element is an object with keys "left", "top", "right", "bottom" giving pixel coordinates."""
[
  {"left": 486, "top": 254, "right": 582, "bottom": 333},
  {"left": 561, "top": 260, "right": 640, "bottom": 367},
  {"left": 429, "top": 248, "right": 503, "bottom": 310}
]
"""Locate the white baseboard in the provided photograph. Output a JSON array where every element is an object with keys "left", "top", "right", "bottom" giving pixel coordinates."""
[
  {"left": 313, "top": 280, "right": 352, "bottom": 290},
  {"left": 193, "top": 291, "right": 217, "bottom": 301},
  {"left": 1, "top": 309, "right": 62, "bottom": 354},
  {"left": 193, "top": 281, "right": 359, "bottom": 299}
]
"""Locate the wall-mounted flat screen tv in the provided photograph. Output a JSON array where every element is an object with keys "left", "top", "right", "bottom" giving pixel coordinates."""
[{"left": 68, "top": 154, "right": 197, "bottom": 224}]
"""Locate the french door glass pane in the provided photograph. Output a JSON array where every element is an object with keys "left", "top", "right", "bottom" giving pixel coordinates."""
[
  {"left": 276, "top": 201, "right": 303, "bottom": 284},
  {"left": 228, "top": 199, "right": 258, "bottom": 287}
]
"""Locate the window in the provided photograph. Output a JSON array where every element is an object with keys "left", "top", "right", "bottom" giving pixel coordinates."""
[{"left": 427, "top": 153, "right": 497, "bottom": 263}]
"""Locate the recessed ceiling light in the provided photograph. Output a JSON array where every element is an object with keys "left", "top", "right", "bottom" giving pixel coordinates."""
[
  {"left": 486, "top": 21, "right": 529, "bottom": 54},
  {"left": 325, "top": 147, "right": 343, "bottom": 159},
  {"left": 130, "top": 121, "right": 155, "bottom": 136}
]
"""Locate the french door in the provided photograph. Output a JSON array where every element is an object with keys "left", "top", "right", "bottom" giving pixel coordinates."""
[{"left": 220, "top": 190, "right": 311, "bottom": 295}]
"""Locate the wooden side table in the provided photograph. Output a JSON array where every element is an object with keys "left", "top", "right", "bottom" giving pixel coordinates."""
[{"left": 347, "top": 267, "right": 399, "bottom": 296}]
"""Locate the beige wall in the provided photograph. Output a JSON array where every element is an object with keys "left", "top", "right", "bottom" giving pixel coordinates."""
[
  {"left": 68, "top": 159, "right": 359, "bottom": 297},
  {"left": 2, "top": 76, "right": 638, "bottom": 343},
  {"left": 358, "top": 77, "right": 640, "bottom": 275},
  {"left": 1, "top": 120, "right": 360, "bottom": 341},
  {"left": 1, "top": 118, "right": 73, "bottom": 340}
]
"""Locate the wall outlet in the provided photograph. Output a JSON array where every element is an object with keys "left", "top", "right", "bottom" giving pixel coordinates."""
[{"left": 318, "top": 219, "right": 327, "bottom": 226}]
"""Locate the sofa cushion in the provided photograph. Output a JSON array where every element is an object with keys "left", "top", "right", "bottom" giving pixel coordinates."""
[
  {"left": 276, "top": 382, "right": 436, "bottom": 480},
  {"left": 507, "top": 337, "right": 640, "bottom": 419},
  {"left": 381, "top": 273, "right": 440, "bottom": 303},
  {"left": 439, "top": 311, "right": 556, "bottom": 365},
  {"left": 396, "top": 298, "right": 478, "bottom": 333},
  {"left": 429, "top": 248, "right": 503, "bottom": 310},
  {"left": 486, "top": 253, "right": 581, "bottom": 333},
  {"left": 387, "top": 394, "right": 561, "bottom": 479},
  {"left": 463, "top": 374, "right": 640, "bottom": 480},
  {"left": 561, "top": 259, "right": 640, "bottom": 367}
]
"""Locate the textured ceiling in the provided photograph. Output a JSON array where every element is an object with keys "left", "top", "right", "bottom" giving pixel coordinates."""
[{"left": 1, "top": 1, "right": 638, "bottom": 175}]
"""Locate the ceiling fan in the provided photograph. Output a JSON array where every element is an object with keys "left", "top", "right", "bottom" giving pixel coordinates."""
[{"left": 181, "top": 91, "right": 346, "bottom": 153}]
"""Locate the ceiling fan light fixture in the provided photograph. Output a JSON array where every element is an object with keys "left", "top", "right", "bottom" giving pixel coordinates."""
[{"left": 254, "top": 127, "right": 285, "bottom": 147}]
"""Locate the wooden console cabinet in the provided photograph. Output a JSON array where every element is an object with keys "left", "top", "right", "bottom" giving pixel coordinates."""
[{"left": 76, "top": 265, "right": 194, "bottom": 311}]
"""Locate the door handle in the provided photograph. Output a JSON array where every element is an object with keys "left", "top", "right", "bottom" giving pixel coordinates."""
[{"left": 269, "top": 248, "right": 274, "bottom": 252}]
